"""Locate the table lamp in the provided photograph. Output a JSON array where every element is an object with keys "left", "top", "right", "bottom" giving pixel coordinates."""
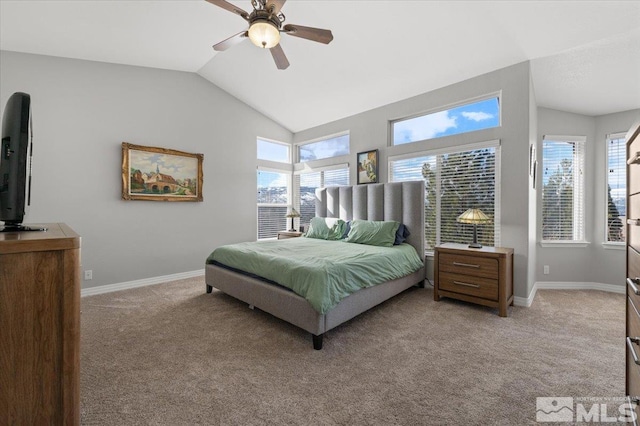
[
  {"left": 457, "top": 208, "right": 491, "bottom": 248},
  {"left": 285, "top": 207, "right": 300, "bottom": 232}
]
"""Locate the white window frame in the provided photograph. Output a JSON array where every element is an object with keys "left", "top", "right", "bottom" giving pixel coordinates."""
[
  {"left": 295, "top": 131, "right": 350, "bottom": 163},
  {"left": 388, "top": 140, "right": 501, "bottom": 253},
  {"left": 293, "top": 163, "right": 349, "bottom": 229},
  {"left": 257, "top": 137, "right": 291, "bottom": 164},
  {"left": 540, "top": 135, "right": 588, "bottom": 247},
  {"left": 257, "top": 166, "right": 292, "bottom": 240},
  {"left": 604, "top": 131, "right": 627, "bottom": 249},
  {"left": 389, "top": 92, "right": 502, "bottom": 147}
]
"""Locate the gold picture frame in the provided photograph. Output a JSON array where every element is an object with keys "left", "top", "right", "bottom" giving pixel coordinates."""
[{"left": 121, "top": 142, "right": 203, "bottom": 202}]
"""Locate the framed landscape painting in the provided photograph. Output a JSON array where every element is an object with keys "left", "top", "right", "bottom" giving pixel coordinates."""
[
  {"left": 121, "top": 142, "right": 203, "bottom": 202},
  {"left": 357, "top": 149, "right": 378, "bottom": 184}
]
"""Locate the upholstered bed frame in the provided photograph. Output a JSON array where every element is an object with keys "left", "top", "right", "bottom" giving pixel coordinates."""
[{"left": 205, "top": 181, "right": 425, "bottom": 349}]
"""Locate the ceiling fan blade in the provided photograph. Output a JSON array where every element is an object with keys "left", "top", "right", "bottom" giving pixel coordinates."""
[
  {"left": 283, "top": 24, "right": 333, "bottom": 44},
  {"left": 205, "top": 0, "right": 250, "bottom": 20},
  {"left": 266, "top": 0, "right": 286, "bottom": 15},
  {"left": 270, "top": 44, "right": 290, "bottom": 70},
  {"left": 213, "top": 31, "right": 248, "bottom": 51}
]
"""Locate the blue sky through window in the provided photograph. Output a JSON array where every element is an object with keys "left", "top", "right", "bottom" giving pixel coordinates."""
[
  {"left": 393, "top": 97, "right": 500, "bottom": 145},
  {"left": 257, "top": 138, "right": 289, "bottom": 163}
]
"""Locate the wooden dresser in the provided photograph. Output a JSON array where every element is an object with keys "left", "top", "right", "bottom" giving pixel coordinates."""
[
  {"left": 0, "top": 223, "right": 81, "bottom": 425},
  {"left": 434, "top": 243, "right": 514, "bottom": 317},
  {"left": 625, "top": 119, "right": 640, "bottom": 418}
]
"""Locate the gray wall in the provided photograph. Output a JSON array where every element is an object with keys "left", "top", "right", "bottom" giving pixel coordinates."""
[
  {"left": 536, "top": 107, "right": 639, "bottom": 287},
  {"left": 527, "top": 75, "right": 538, "bottom": 296},
  {"left": 293, "top": 62, "right": 533, "bottom": 299},
  {"left": 0, "top": 51, "right": 292, "bottom": 289}
]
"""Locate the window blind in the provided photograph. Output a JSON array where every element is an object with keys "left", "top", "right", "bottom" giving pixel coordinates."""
[
  {"left": 257, "top": 169, "right": 289, "bottom": 239},
  {"left": 542, "top": 137, "right": 585, "bottom": 241},
  {"left": 294, "top": 166, "right": 349, "bottom": 229},
  {"left": 606, "top": 132, "right": 626, "bottom": 243},
  {"left": 389, "top": 142, "right": 500, "bottom": 251}
]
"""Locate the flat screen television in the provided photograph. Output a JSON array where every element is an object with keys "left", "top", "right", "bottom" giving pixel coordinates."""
[{"left": 0, "top": 92, "right": 45, "bottom": 232}]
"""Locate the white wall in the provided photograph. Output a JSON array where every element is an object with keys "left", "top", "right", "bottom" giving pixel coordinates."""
[
  {"left": 293, "top": 62, "right": 533, "bottom": 298},
  {"left": 0, "top": 51, "right": 292, "bottom": 289},
  {"left": 536, "top": 107, "right": 639, "bottom": 287}
]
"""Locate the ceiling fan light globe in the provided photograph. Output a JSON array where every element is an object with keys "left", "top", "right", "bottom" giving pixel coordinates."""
[{"left": 248, "top": 21, "right": 280, "bottom": 49}]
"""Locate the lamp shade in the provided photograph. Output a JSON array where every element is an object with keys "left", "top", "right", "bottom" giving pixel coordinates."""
[
  {"left": 248, "top": 20, "right": 281, "bottom": 49},
  {"left": 457, "top": 208, "right": 490, "bottom": 248},
  {"left": 457, "top": 208, "right": 490, "bottom": 224},
  {"left": 285, "top": 207, "right": 300, "bottom": 218}
]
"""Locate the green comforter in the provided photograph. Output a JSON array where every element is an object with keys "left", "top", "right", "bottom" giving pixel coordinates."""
[{"left": 206, "top": 237, "right": 424, "bottom": 314}]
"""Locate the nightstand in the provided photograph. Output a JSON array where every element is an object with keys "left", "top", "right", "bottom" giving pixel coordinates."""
[
  {"left": 434, "top": 243, "right": 514, "bottom": 317},
  {"left": 277, "top": 230, "right": 303, "bottom": 239}
]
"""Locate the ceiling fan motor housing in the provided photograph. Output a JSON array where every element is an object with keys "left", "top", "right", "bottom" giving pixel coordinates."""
[{"left": 248, "top": 9, "right": 283, "bottom": 48}]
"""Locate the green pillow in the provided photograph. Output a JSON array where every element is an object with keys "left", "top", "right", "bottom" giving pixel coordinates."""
[
  {"left": 344, "top": 220, "right": 400, "bottom": 247},
  {"left": 304, "top": 217, "right": 347, "bottom": 240}
]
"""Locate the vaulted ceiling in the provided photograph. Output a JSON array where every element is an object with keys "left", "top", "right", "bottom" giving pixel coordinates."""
[{"left": 1, "top": 1, "right": 639, "bottom": 132}]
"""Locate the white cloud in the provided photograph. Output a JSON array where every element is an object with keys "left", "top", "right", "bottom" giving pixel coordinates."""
[
  {"left": 395, "top": 111, "right": 457, "bottom": 142},
  {"left": 461, "top": 111, "right": 494, "bottom": 122}
]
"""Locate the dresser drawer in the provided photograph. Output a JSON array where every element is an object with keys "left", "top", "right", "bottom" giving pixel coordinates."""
[
  {"left": 439, "top": 271, "right": 498, "bottom": 300},
  {"left": 628, "top": 353, "right": 640, "bottom": 410},
  {"left": 629, "top": 297, "right": 640, "bottom": 339},
  {"left": 629, "top": 136, "right": 640, "bottom": 196},
  {"left": 439, "top": 253, "right": 499, "bottom": 279},
  {"left": 630, "top": 248, "right": 640, "bottom": 282},
  {"left": 629, "top": 194, "right": 640, "bottom": 252},
  {"left": 628, "top": 339, "right": 640, "bottom": 398},
  {"left": 630, "top": 278, "right": 640, "bottom": 313}
]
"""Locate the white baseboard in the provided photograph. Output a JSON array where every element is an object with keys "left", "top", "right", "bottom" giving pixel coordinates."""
[
  {"left": 514, "top": 281, "right": 625, "bottom": 308},
  {"left": 81, "top": 269, "right": 205, "bottom": 297}
]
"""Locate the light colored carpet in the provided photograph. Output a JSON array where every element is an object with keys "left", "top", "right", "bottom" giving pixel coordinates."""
[{"left": 80, "top": 277, "right": 624, "bottom": 425}]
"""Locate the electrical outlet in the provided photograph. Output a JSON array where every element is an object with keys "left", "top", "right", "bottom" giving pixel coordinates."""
[
  {"left": 84, "top": 270, "right": 93, "bottom": 280},
  {"left": 543, "top": 265, "right": 549, "bottom": 275}
]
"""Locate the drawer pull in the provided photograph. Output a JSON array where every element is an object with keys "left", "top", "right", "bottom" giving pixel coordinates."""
[
  {"left": 453, "top": 280, "right": 480, "bottom": 288},
  {"left": 629, "top": 219, "right": 640, "bottom": 226},
  {"left": 629, "top": 278, "right": 640, "bottom": 295},
  {"left": 452, "top": 262, "right": 480, "bottom": 269},
  {"left": 627, "top": 337, "right": 640, "bottom": 365}
]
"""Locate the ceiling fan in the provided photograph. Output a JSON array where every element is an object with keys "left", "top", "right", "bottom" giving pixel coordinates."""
[{"left": 206, "top": 0, "right": 334, "bottom": 70}]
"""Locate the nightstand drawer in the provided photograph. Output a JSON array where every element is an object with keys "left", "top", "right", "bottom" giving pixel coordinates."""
[
  {"left": 439, "top": 253, "right": 499, "bottom": 279},
  {"left": 439, "top": 272, "right": 498, "bottom": 300}
]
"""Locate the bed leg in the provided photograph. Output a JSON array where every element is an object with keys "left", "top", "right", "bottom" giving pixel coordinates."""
[
  {"left": 206, "top": 284, "right": 213, "bottom": 294},
  {"left": 312, "top": 334, "right": 323, "bottom": 350},
  {"left": 417, "top": 280, "right": 426, "bottom": 289}
]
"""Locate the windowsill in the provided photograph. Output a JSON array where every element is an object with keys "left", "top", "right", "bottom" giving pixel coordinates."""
[
  {"left": 602, "top": 242, "right": 625, "bottom": 250},
  {"left": 539, "top": 241, "right": 590, "bottom": 248}
]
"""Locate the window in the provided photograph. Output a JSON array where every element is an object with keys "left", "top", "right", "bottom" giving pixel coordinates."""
[
  {"left": 298, "top": 133, "right": 350, "bottom": 163},
  {"left": 606, "top": 132, "right": 626, "bottom": 243},
  {"left": 295, "top": 166, "right": 349, "bottom": 229},
  {"left": 257, "top": 169, "right": 290, "bottom": 239},
  {"left": 541, "top": 136, "right": 586, "bottom": 242},
  {"left": 389, "top": 141, "right": 501, "bottom": 252},
  {"left": 391, "top": 96, "right": 500, "bottom": 146},
  {"left": 257, "top": 138, "right": 290, "bottom": 163}
]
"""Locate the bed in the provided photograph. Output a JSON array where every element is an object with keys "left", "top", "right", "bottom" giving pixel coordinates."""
[{"left": 205, "top": 181, "right": 425, "bottom": 349}]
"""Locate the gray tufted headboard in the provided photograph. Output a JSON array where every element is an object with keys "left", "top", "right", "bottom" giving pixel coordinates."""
[{"left": 315, "top": 181, "right": 425, "bottom": 257}]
